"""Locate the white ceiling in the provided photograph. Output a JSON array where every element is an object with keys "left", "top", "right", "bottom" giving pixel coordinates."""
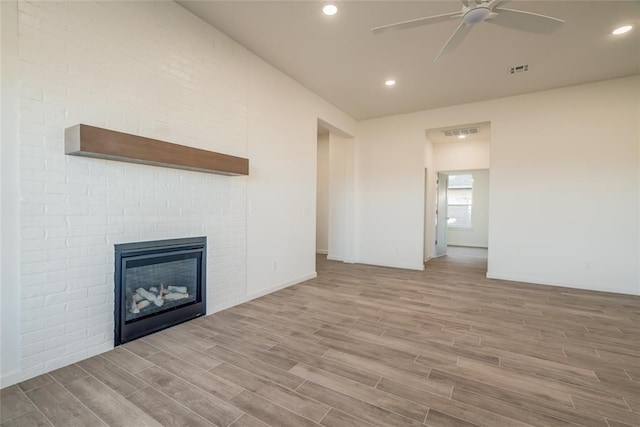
[{"left": 178, "top": 1, "right": 640, "bottom": 120}]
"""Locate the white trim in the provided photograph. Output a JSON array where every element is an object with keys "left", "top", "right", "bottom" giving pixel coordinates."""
[
  {"left": 357, "top": 259, "right": 425, "bottom": 271},
  {"left": 0, "top": 343, "right": 113, "bottom": 388},
  {"left": 208, "top": 297, "right": 249, "bottom": 315},
  {"left": 325, "top": 254, "right": 358, "bottom": 264},
  {"left": 316, "top": 249, "right": 328, "bottom": 255},
  {"left": 211, "top": 272, "right": 319, "bottom": 316},
  {"left": 1, "top": 0, "right": 22, "bottom": 388},
  {"left": 486, "top": 272, "right": 639, "bottom": 296},
  {"left": 245, "top": 272, "right": 317, "bottom": 301}
]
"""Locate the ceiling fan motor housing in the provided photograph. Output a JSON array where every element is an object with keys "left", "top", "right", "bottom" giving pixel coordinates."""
[{"left": 464, "top": 7, "right": 491, "bottom": 24}]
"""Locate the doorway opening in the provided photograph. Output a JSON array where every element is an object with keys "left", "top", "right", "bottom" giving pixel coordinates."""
[
  {"left": 316, "top": 126, "right": 330, "bottom": 258},
  {"left": 423, "top": 121, "right": 491, "bottom": 268},
  {"left": 435, "top": 169, "right": 490, "bottom": 258},
  {"left": 315, "top": 119, "right": 355, "bottom": 271}
]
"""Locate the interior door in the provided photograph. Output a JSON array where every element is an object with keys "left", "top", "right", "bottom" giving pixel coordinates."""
[{"left": 435, "top": 173, "right": 448, "bottom": 257}]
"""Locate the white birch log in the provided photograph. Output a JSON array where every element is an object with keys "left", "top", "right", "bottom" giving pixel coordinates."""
[
  {"left": 163, "top": 292, "right": 189, "bottom": 301},
  {"left": 136, "top": 300, "right": 151, "bottom": 310},
  {"left": 130, "top": 299, "right": 140, "bottom": 314},
  {"left": 132, "top": 294, "right": 142, "bottom": 303},
  {"left": 136, "top": 287, "right": 164, "bottom": 307},
  {"left": 168, "top": 285, "right": 187, "bottom": 294},
  {"left": 149, "top": 286, "right": 158, "bottom": 294}
]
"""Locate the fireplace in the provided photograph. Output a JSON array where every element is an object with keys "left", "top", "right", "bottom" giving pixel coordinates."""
[{"left": 114, "top": 237, "right": 206, "bottom": 345}]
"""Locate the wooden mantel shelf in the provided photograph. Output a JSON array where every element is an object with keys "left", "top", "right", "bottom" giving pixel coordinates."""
[{"left": 65, "top": 124, "right": 249, "bottom": 176}]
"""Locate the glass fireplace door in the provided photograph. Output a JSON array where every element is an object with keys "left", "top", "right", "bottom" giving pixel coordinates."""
[
  {"left": 114, "top": 237, "right": 206, "bottom": 345},
  {"left": 123, "top": 250, "right": 201, "bottom": 322}
]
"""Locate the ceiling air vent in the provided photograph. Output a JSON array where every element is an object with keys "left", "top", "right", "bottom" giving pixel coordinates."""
[
  {"left": 509, "top": 64, "right": 529, "bottom": 74},
  {"left": 443, "top": 127, "right": 479, "bottom": 137}
]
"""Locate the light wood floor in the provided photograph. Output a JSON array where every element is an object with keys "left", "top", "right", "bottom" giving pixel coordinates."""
[{"left": 2, "top": 252, "right": 640, "bottom": 426}]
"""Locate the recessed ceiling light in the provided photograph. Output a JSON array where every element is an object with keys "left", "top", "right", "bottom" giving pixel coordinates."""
[
  {"left": 612, "top": 25, "right": 633, "bottom": 35},
  {"left": 458, "top": 135, "right": 466, "bottom": 139},
  {"left": 385, "top": 79, "right": 396, "bottom": 87},
  {"left": 322, "top": 4, "right": 337, "bottom": 16}
]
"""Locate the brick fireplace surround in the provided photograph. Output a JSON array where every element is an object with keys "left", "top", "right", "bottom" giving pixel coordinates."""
[{"left": 3, "top": 0, "right": 252, "bottom": 386}]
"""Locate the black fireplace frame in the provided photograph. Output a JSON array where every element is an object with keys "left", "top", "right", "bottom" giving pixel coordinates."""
[{"left": 114, "top": 237, "right": 206, "bottom": 346}]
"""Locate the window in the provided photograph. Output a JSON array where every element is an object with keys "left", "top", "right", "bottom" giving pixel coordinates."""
[{"left": 447, "top": 174, "right": 473, "bottom": 228}]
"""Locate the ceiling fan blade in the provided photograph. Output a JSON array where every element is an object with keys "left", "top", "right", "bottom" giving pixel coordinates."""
[
  {"left": 487, "top": 8, "right": 565, "bottom": 34},
  {"left": 371, "top": 11, "right": 462, "bottom": 34},
  {"left": 486, "top": 0, "right": 509, "bottom": 11},
  {"left": 434, "top": 21, "right": 472, "bottom": 63}
]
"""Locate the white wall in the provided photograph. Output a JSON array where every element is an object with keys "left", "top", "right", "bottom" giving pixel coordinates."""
[
  {"left": 433, "top": 139, "right": 491, "bottom": 172},
  {"left": 1, "top": 0, "right": 21, "bottom": 385},
  {"left": 423, "top": 141, "right": 435, "bottom": 261},
  {"left": 315, "top": 131, "right": 356, "bottom": 260},
  {"left": 1, "top": 0, "right": 354, "bottom": 387},
  {"left": 244, "top": 57, "right": 354, "bottom": 300},
  {"left": 327, "top": 133, "right": 356, "bottom": 263},
  {"left": 447, "top": 170, "right": 489, "bottom": 248},
  {"left": 316, "top": 133, "right": 329, "bottom": 253},
  {"left": 357, "top": 76, "right": 639, "bottom": 295},
  {"left": 487, "top": 78, "right": 638, "bottom": 294},
  {"left": 357, "top": 119, "right": 426, "bottom": 270}
]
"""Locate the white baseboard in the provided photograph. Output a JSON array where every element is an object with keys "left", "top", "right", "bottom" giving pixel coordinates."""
[
  {"left": 485, "top": 272, "right": 639, "bottom": 296},
  {"left": 208, "top": 297, "right": 248, "bottom": 315},
  {"left": 0, "top": 368, "right": 39, "bottom": 389},
  {"left": 208, "top": 272, "right": 318, "bottom": 315},
  {"left": 326, "top": 255, "right": 343, "bottom": 262},
  {"left": 316, "top": 249, "right": 328, "bottom": 255},
  {"left": 246, "top": 272, "right": 317, "bottom": 301},
  {"left": 0, "top": 342, "right": 113, "bottom": 388},
  {"left": 486, "top": 271, "right": 587, "bottom": 289},
  {"left": 358, "top": 259, "right": 425, "bottom": 271}
]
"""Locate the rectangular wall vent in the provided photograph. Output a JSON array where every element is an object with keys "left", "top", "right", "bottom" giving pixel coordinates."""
[
  {"left": 443, "top": 127, "right": 479, "bottom": 137},
  {"left": 509, "top": 64, "right": 529, "bottom": 74}
]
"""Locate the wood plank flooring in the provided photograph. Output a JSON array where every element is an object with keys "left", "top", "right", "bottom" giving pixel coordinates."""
[{"left": 2, "top": 250, "right": 639, "bottom": 426}]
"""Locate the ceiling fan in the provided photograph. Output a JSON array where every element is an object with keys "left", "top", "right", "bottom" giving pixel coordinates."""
[{"left": 371, "top": 0, "right": 565, "bottom": 63}]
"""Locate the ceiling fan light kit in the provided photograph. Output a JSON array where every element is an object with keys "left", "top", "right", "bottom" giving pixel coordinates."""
[
  {"left": 372, "top": 0, "right": 565, "bottom": 62},
  {"left": 463, "top": 7, "right": 491, "bottom": 24}
]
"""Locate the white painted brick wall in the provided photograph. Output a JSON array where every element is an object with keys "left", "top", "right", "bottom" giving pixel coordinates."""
[{"left": 17, "top": 1, "right": 248, "bottom": 374}]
